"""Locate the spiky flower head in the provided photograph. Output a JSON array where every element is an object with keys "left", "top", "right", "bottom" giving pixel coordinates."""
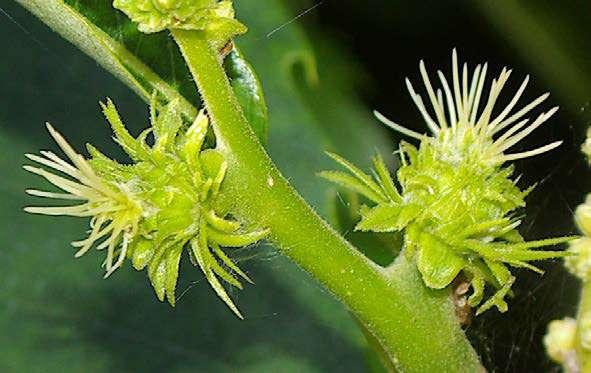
[
  {"left": 322, "top": 50, "right": 572, "bottom": 315},
  {"left": 113, "top": 0, "right": 246, "bottom": 41},
  {"left": 25, "top": 98, "right": 267, "bottom": 318}
]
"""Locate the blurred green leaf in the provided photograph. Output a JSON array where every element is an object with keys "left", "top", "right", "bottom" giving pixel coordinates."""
[
  {"left": 224, "top": 47, "right": 269, "bottom": 145},
  {"left": 474, "top": 0, "right": 591, "bottom": 122},
  {"left": 14, "top": 0, "right": 198, "bottom": 118}
]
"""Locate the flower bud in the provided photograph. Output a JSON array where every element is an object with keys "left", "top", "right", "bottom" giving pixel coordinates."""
[
  {"left": 565, "top": 237, "right": 591, "bottom": 281},
  {"left": 113, "top": 0, "right": 246, "bottom": 39},
  {"left": 544, "top": 318, "right": 577, "bottom": 364}
]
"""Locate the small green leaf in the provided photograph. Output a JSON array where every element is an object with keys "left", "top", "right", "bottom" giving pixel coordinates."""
[
  {"left": 503, "top": 236, "right": 577, "bottom": 251},
  {"left": 153, "top": 99, "right": 183, "bottom": 151},
  {"left": 356, "top": 203, "right": 401, "bottom": 232},
  {"left": 224, "top": 47, "right": 269, "bottom": 145},
  {"left": 466, "top": 237, "right": 574, "bottom": 262},
  {"left": 131, "top": 238, "right": 155, "bottom": 270},
  {"left": 319, "top": 170, "right": 385, "bottom": 203},
  {"left": 212, "top": 244, "right": 253, "bottom": 284},
  {"left": 101, "top": 98, "right": 149, "bottom": 160},
  {"left": 148, "top": 253, "right": 167, "bottom": 301},
  {"left": 205, "top": 210, "right": 241, "bottom": 232},
  {"left": 372, "top": 153, "right": 401, "bottom": 202},
  {"left": 86, "top": 143, "right": 127, "bottom": 176},
  {"left": 501, "top": 229, "right": 524, "bottom": 243},
  {"left": 466, "top": 270, "right": 485, "bottom": 306},
  {"left": 416, "top": 233, "right": 465, "bottom": 289},
  {"left": 200, "top": 149, "right": 226, "bottom": 179},
  {"left": 475, "top": 262, "right": 515, "bottom": 315},
  {"left": 165, "top": 245, "right": 183, "bottom": 306},
  {"left": 203, "top": 246, "right": 243, "bottom": 289},
  {"left": 208, "top": 228, "right": 269, "bottom": 247},
  {"left": 182, "top": 110, "right": 209, "bottom": 164},
  {"left": 190, "top": 233, "right": 243, "bottom": 319},
  {"left": 326, "top": 152, "right": 386, "bottom": 202}
]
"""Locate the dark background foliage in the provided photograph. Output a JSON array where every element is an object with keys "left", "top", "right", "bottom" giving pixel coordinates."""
[{"left": 1, "top": 0, "right": 591, "bottom": 371}]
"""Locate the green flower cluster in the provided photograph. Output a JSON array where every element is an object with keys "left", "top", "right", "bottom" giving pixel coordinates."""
[
  {"left": 113, "top": 0, "right": 246, "bottom": 38},
  {"left": 25, "top": 98, "right": 267, "bottom": 318},
  {"left": 322, "top": 51, "right": 573, "bottom": 315},
  {"left": 323, "top": 144, "right": 568, "bottom": 314}
]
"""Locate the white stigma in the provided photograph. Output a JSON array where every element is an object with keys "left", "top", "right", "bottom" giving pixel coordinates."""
[
  {"left": 24, "top": 123, "right": 141, "bottom": 276},
  {"left": 375, "top": 49, "right": 562, "bottom": 163}
]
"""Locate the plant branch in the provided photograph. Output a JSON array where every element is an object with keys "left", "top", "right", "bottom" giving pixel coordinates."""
[{"left": 172, "top": 29, "right": 482, "bottom": 373}]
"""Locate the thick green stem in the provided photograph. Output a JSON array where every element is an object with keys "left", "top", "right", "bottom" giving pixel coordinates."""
[{"left": 172, "top": 29, "right": 481, "bottom": 372}]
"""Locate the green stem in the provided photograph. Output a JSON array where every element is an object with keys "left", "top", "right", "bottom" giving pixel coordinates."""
[
  {"left": 576, "top": 281, "right": 591, "bottom": 371},
  {"left": 172, "top": 29, "right": 481, "bottom": 372}
]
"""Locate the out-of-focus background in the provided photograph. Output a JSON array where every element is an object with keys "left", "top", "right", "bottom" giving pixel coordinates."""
[{"left": 1, "top": 0, "right": 590, "bottom": 371}]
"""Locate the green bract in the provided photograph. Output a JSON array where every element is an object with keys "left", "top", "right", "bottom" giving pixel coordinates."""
[
  {"left": 113, "top": 0, "right": 246, "bottom": 41},
  {"left": 24, "top": 98, "right": 268, "bottom": 318},
  {"left": 322, "top": 50, "right": 573, "bottom": 315}
]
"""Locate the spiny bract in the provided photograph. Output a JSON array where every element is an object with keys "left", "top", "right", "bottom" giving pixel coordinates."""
[
  {"left": 24, "top": 98, "right": 267, "bottom": 318},
  {"left": 321, "top": 50, "right": 573, "bottom": 315},
  {"left": 113, "top": 0, "right": 246, "bottom": 38}
]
